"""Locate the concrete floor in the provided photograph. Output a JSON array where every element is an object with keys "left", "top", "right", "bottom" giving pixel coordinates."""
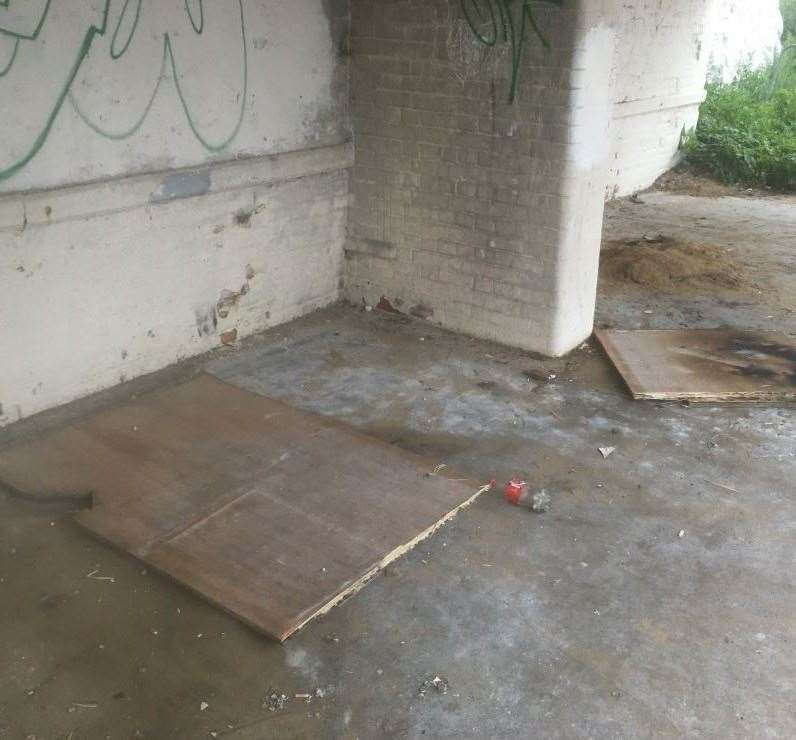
[{"left": 1, "top": 191, "right": 794, "bottom": 739}]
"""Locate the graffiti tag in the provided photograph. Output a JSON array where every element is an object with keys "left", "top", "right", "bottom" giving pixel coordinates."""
[
  {"left": 0, "top": 0, "right": 247, "bottom": 181},
  {"left": 460, "top": 0, "right": 563, "bottom": 102}
]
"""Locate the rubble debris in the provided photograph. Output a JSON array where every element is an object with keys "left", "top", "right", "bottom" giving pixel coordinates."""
[
  {"left": 375, "top": 297, "right": 401, "bottom": 314},
  {"left": 200, "top": 701, "right": 209, "bottom": 711},
  {"left": 704, "top": 479, "right": 739, "bottom": 493},
  {"left": 265, "top": 690, "right": 288, "bottom": 712},
  {"left": 523, "top": 368, "right": 557, "bottom": 383},
  {"left": 599, "top": 446, "right": 616, "bottom": 459},
  {"left": 86, "top": 569, "right": 115, "bottom": 583},
  {"left": 531, "top": 491, "right": 551, "bottom": 513},
  {"left": 505, "top": 479, "right": 551, "bottom": 513},
  {"left": 291, "top": 688, "right": 328, "bottom": 703},
  {"left": 418, "top": 675, "right": 449, "bottom": 697},
  {"left": 409, "top": 303, "right": 434, "bottom": 320}
]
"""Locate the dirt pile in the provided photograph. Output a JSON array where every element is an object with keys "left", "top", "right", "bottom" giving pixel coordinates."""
[{"left": 599, "top": 236, "right": 751, "bottom": 292}]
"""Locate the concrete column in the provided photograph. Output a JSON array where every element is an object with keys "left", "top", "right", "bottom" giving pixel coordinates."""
[{"left": 346, "top": 0, "right": 617, "bottom": 355}]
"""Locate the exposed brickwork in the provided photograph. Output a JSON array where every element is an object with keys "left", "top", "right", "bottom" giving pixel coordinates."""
[{"left": 345, "top": 0, "right": 606, "bottom": 354}]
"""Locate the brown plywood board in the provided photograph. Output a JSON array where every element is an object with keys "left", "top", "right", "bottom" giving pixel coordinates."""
[
  {"left": 596, "top": 329, "right": 796, "bottom": 402},
  {"left": 0, "top": 374, "right": 486, "bottom": 641}
]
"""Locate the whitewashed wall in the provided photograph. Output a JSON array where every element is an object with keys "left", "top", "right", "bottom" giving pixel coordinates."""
[
  {"left": 0, "top": 0, "right": 350, "bottom": 426},
  {"left": 0, "top": 0, "right": 349, "bottom": 192},
  {"left": 606, "top": 0, "right": 713, "bottom": 197},
  {"left": 605, "top": 0, "right": 783, "bottom": 197},
  {"left": 707, "top": 0, "right": 783, "bottom": 83}
]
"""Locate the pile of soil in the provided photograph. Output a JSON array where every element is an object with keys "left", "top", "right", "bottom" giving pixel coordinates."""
[
  {"left": 600, "top": 236, "right": 751, "bottom": 292},
  {"left": 652, "top": 164, "right": 774, "bottom": 198}
]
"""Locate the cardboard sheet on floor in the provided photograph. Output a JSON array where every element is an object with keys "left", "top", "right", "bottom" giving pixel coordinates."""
[
  {"left": 0, "top": 374, "right": 485, "bottom": 640},
  {"left": 596, "top": 329, "right": 796, "bottom": 402}
]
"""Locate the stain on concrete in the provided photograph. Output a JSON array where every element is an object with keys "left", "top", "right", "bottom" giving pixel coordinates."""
[
  {"left": 234, "top": 208, "right": 254, "bottom": 227},
  {"left": 410, "top": 303, "right": 434, "bottom": 320},
  {"left": 195, "top": 306, "right": 217, "bottom": 338},
  {"left": 233, "top": 202, "right": 266, "bottom": 228},
  {"left": 151, "top": 171, "right": 211, "bottom": 204}
]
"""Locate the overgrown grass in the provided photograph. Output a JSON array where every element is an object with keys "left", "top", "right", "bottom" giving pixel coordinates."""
[
  {"left": 783, "top": 0, "right": 796, "bottom": 44},
  {"left": 683, "top": 61, "right": 796, "bottom": 190}
]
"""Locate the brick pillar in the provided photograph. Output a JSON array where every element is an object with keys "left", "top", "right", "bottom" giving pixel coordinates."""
[{"left": 345, "top": 0, "right": 616, "bottom": 355}]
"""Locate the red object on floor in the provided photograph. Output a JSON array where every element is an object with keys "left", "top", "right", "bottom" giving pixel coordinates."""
[{"left": 504, "top": 477, "right": 527, "bottom": 506}]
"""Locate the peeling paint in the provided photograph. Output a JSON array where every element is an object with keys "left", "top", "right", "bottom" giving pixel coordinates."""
[
  {"left": 217, "top": 288, "right": 244, "bottom": 319},
  {"left": 151, "top": 171, "right": 211, "bottom": 204},
  {"left": 221, "top": 328, "right": 238, "bottom": 346},
  {"left": 195, "top": 306, "right": 217, "bottom": 338}
]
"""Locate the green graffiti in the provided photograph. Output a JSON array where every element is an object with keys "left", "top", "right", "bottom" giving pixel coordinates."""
[
  {"left": 0, "top": 0, "right": 53, "bottom": 41},
  {"left": 110, "top": 0, "right": 142, "bottom": 60},
  {"left": 185, "top": 0, "right": 204, "bottom": 34},
  {"left": 460, "top": 0, "right": 563, "bottom": 102},
  {"left": 0, "top": 0, "right": 248, "bottom": 182},
  {"left": 0, "top": 37, "right": 18, "bottom": 76}
]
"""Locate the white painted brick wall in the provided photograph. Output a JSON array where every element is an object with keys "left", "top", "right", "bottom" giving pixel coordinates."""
[
  {"left": 606, "top": 0, "right": 713, "bottom": 197},
  {"left": 606, "top": 0, "right": 783, "bottom": 197},
  {"left": 0, "top": 146, "right": 352, "bottom": 425},
  {"left": 345, "top": 0, "right": 610, "bottom": 355}
]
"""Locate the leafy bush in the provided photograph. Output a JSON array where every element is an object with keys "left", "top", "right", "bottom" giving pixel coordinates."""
[
  {"left": 782, "top": 0, "right": 796, "bottom": 43},
  {"left": 683, "top": 64, "right": 796, "bottom": 190}
]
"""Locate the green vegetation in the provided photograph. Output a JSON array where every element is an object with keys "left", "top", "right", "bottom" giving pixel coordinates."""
[
  {"left": 683, "top": 60, "right": 796, "bottom": 190},
  {"left": 783, "top": 0, "right": 796, "bottom": 44}
]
